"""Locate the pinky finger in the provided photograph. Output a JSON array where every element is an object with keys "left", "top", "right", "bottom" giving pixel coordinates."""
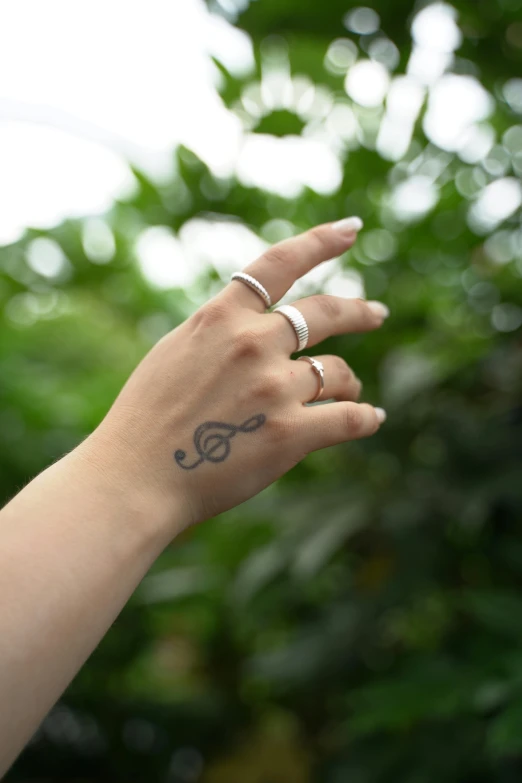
[{"left": 302, "top": 401, "right": 386, "bottom": 452}]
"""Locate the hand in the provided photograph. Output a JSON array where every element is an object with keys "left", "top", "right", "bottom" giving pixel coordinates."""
[
  {"left": 80, "top": 218, "right": 389, "bottom": 535},
  {"left": 0, "top": 217, "right": 388, "bottom": 769}
]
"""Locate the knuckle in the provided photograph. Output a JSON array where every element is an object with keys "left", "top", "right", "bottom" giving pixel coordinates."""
[
  {"left": 264, "top": 241, "right": 292, "bottom": 268},
  {"left": 191, "top": 300, "right": 230, "bottom": 330},
  {"left": 233, "top": 326, "right": 265, "bottom": 359},
  {"left": 315, "top": 294, "right": 342, "bottom": 321},
  {"left": 333, "top": 355, "right": 353, "bottom": 381},
  {"left": 343, "top": 404, "right": 364, "bottom": 436},
  {"left": 307, "top": 225, "right": 330, "bottom": 254},
  {"left": 256, "top": 371, "right": 286, "bottom": 400}
]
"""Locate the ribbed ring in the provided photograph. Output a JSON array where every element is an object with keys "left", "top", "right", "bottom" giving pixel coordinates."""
[
  {"left": 298, "top": 356, "right": 325, "bottom": 402},
  {"left": 273, "top": 304, "right": 309, "bottom": 352},
  {"left": 231, "top": 272, "right": 272, "bottom": 309}
]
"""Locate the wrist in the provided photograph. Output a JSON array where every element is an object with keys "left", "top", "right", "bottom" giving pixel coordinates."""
[{"left": 66, "top": 426, "right": 192, "bottom": 552}]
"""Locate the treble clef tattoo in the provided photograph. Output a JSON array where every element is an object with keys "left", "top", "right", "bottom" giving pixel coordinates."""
[{"left": 174, "top": 413, "right": 266, "bottom": 470}]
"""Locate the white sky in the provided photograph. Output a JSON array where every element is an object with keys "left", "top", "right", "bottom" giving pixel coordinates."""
[
  {"left": 0, "top": 1, "right": 519, "bottom": 296},
  {"left": 0, "top": 0, "right": 252, "bottom": 245}
]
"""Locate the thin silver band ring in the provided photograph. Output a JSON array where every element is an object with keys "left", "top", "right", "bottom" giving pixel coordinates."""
[
  {"left": 231, "top": 272, "right": 272, "bottom": 309},
  {"left": 298, "top": 356, "right": 325, "bottom": 402},
  {"left": 273, "top": 304, "right": 309, "bottom": 352}
]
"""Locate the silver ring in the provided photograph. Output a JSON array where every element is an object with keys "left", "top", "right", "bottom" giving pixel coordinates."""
[
  {"left": 298, "top": 356, "right": 325, "bottom": 402},
  {"left": 273, "top": 304, "right": 309, "bottom": 352},
  {"left": 231, "top": 272, "right": 271, "bottom": 309}
]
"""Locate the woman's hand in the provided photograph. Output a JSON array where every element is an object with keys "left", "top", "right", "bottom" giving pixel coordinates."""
[
  {"left": 81, "top": 217, "right": 389, "bottom": 535},
  {"left": 0, "top": 217, "right": 389, "bottom": 769}
]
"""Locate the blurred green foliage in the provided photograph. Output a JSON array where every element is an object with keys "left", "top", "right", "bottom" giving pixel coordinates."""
[{"left": 2, "top": 0, "right": 522, "bottom": 780}]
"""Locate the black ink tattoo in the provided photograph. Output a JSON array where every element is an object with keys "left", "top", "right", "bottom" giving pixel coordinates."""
[{"left": 174, "top": 413, "right": 266, "bottom": 470}]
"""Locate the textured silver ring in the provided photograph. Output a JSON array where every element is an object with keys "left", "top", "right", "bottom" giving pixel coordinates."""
[
  {"left": 273, "top": 304, "right": 309, "bottom": 352},
  {"left": 298, "top": 356, "right": 325, "bottom": 403},
  {"left": 231, "top": 272, "right": 271, "bottom": 309}
]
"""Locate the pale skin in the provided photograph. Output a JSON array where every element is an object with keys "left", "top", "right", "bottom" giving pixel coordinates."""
[{"left": 0, "top": 216, "right": 389, "bottom": 774}]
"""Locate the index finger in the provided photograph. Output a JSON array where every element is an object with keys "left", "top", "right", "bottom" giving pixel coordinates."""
[{"left": 224, "top": 216, "right": 364, "bottom": 312}]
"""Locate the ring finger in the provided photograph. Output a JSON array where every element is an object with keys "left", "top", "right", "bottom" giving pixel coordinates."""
[{"left": 292, "top": 354, "right": 362, "bottom": 404}]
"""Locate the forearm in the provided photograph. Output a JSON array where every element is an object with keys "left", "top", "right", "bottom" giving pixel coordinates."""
[{"left": 0, "top": 440, "right": 183, "bottom": 774}]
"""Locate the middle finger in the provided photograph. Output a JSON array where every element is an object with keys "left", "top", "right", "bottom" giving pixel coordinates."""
[{"left": 270, "top": 295, "right": 390, "bottom": 353}]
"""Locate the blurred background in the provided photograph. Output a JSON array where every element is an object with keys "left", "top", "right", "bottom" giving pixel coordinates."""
[{"left": 1, "top": 0, "right": 522, "bottom": 780}]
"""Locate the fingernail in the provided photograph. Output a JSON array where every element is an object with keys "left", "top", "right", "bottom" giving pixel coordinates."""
[
  {"left": 366, "top": 300, "right": 390, "bottom": 319},
  {"left": 331, "top": 216, "right": 364, "bottom": 235},
  {"left": 375, "top": 407, "right": 387, "bottom": 423}
]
